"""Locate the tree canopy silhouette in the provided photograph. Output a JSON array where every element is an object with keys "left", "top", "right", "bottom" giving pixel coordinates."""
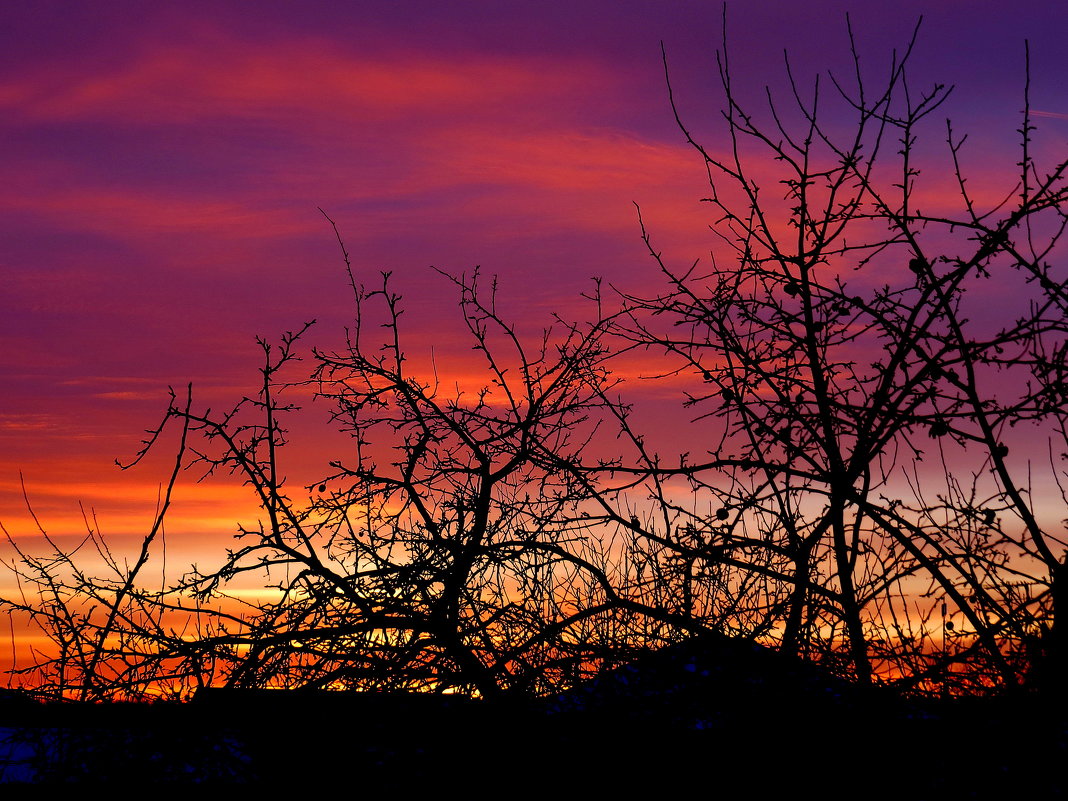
[
  {"left": 602, "top": 24, "right": 1068, "bottom": 693},
  {"left": 3, "top": 17, "right": 1066, "bottom": 701}
]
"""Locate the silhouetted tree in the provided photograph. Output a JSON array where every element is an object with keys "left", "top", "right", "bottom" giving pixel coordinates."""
[
  {"left": 2, "top": 222, "right": 696, "bottom": 699},
  {"left": 599, "top": 18, "right": 1068, "bottom": 692},
  {"left": 4, "top": 17, "right": 1066, "bottom": 701}
]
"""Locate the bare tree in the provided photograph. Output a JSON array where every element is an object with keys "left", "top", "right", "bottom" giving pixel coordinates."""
[
  {"left": 3, "top": 219, "right": 690, "bottom": 699},
  {"left": 4, "top": 17, "right": 1066, "bottom": 703},
  {"left": 602, "top": 16, "right": 1068, "bottom": 692}
]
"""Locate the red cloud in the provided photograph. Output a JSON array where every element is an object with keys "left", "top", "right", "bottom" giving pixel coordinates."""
[{"left": 1, "top": 37, "right": 610, "bottom": 125}]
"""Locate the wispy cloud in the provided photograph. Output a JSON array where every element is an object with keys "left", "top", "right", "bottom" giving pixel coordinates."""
[
  {"left": 0, "top": 36, "right": 608, "bottom": 125},
  {"left": 1030, "top": 109, "right": 1068, "bottom": 120}
]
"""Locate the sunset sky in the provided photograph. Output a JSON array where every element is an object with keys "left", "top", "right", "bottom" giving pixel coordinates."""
[{"left": 2, "top": 0, "right": 1066, "bottom": 600}]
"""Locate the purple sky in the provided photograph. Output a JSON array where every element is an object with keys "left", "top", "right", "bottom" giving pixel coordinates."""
[{"left": 1, "top": 0, "right": 1065, "bottom": 563}]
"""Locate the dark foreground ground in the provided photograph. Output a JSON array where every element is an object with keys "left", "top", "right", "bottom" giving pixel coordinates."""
[{"left": 1, "top": 634, "right": 1064, "bottom": 795}]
